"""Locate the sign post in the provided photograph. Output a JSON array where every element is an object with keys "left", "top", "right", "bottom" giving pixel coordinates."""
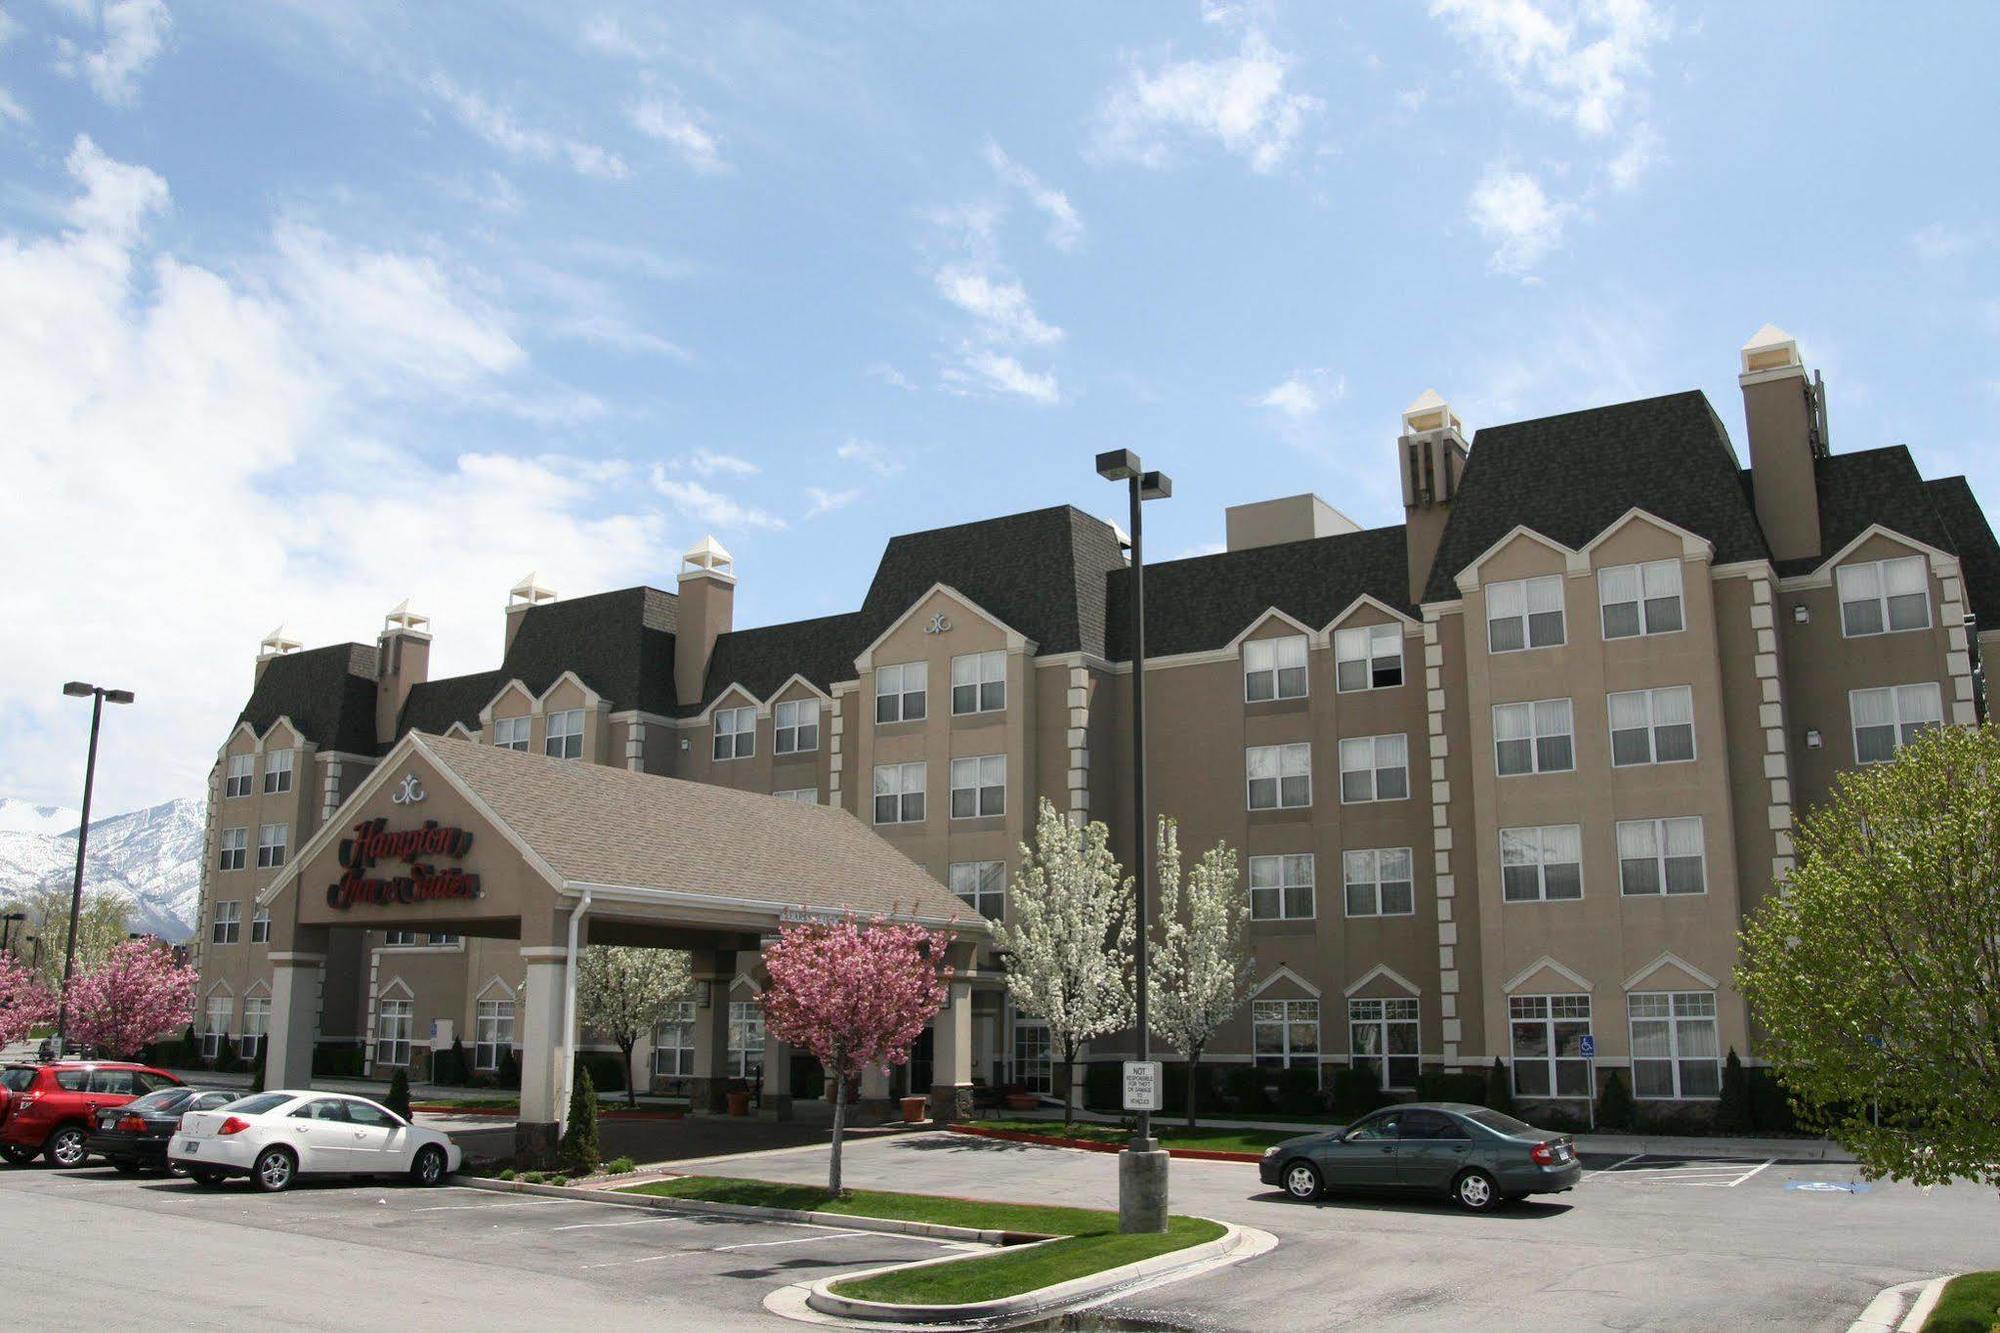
[
  {"left": 1579, "top": 1033, "right": 1597, "bottom": 1131},
  {"left": 1122, "top": 1060, "right": 1162, "bottom": 1115}
]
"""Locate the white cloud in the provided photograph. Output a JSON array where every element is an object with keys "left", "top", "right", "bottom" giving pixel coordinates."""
[
  {"left": 1468, "top": 164, "right": 1573, "bottom": 274},
  {"left": 545, "top": 311, "right": 688, "bottom": 360},
  {"left": 1607, "top": 121, "right": 1662, "bottom": 189},
  {"left": 650, "top": 471, "right": 785, "bottom": 530},
  {"left": 805, "top": 486, "right": 858, "bottom": 517},
  {"left": 1430, "top": 0, "right": 1666, "bottom": 138},
  {"left": 985, "top": 142, "right": 1083, "bottom": 252},
  {"left": 0, "top": 136, "right": 669, "bottom": 811},
  {"left": 53, "top": 0, "right": 170, "bottom": 106},
  {"left": 1908, "top": 222, "right": 1990, "bottom": 262},
  {"left": 673, "top": 449, "right": 759, "bottom": 478},
  {"left": 943, "top": 348, "right": 1059, "bottom": 405},
  {"left": 0, "top": 88, "right": 24, "bottom": 126},
  {"left": 836, "top": 437, "right": 902, "bottom": 476},
  {"left": 1256, "top": 368, "right": 1345, "bottom": 419},
  {"left": 1091, "top": 28, "right": 1322, "bottom": 174},
  {"left": 631, "top": 96, "right": 724, "bottom": 174},
  {"left": 933, "top": 266, "right": 1063, "bottom": 347},
  {"left": 868, "top": 362, "right": 917, "bottom": 392},
  {"left": 580, "top": 14, "right": 657, "bottom": 60},
  {"left": 427, "top": 72, "right": 631, "bottom": 181}
]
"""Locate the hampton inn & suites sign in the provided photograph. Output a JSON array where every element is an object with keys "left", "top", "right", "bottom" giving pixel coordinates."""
[{"left": 328, "top": 816, "right": 483, "bottom": 911}]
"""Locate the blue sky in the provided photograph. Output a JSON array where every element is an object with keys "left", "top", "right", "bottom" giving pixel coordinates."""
[{"left": 2, "top": 1, "right": 1995, "bottom": 813}]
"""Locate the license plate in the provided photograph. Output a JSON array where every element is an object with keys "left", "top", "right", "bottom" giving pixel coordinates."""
[
  {"left": 100, "top": 1116, "right": 116, "bottom": 1130},
  {"left": 182, "top": 1143, "right": 198, "bottom": 1155}
]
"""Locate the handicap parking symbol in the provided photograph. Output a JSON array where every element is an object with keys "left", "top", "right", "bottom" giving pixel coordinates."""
[{"left": 1785, "top": 1181, "right": 1872, "bottom": 1193}]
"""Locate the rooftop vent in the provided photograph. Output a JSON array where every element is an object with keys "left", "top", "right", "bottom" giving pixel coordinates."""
[
  {"left": 1740, "top": 324, "right": 1802, "bottom": 377},
  {"left": 257, "top": 625, "right": 303, "bottom": 660},
  {"left": 382, "top": 598, "right": 430, "bottom": 635},
  {"left": 1401, "top": 388, "right": 1464, "bottom": 438},
  {"left": 508, "top": 572, "right": 557, "bottom": 608},
  {"left": 679, "top": 534, "right": 735, "bottom": 582}
]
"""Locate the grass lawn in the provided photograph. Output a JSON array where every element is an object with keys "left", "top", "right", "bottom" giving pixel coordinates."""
[
  {"left": 621, "top": 1176, "right": 1226, "bottom": 1305},
  {"left": 970, "top": 1118, "right": 1302, "bottom": 1156},
  {"left": 1925, "top": 1272, "right": 2000, "bottom": 1332}
]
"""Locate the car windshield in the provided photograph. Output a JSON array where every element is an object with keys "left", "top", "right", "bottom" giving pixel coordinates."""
[
  {"left": 220, "top": 1093, "right": 294, "bottom": 1116},
  {"left": 1468, "top": 1109, "right": 1540, "bottom": 1137},
  {"left": 0, "top": 1069, "right": 34, "bottom": 1092},
  {"left": 124, "top": 1089, "right": 192, "bottom": 1114}
]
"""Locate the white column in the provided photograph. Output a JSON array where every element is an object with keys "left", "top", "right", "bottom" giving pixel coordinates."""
[
  {"left": 690, "top": 970, "right": 734, "bottom": 1112},
  {"left": 518, "top": 952, "right": 567, "bottom": 1130},
  {"left": 265, "top": 954, "right": 323, "bottom": 1091},
  {"left": 928, "top": 981, "right": 973, "bottom": 1121}
]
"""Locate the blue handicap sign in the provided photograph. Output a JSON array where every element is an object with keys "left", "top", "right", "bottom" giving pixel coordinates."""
[
  {"left": 1785, "top": 1181, "right": 1872, "bottom": 1193},
  {"left": 1579, "top": 1034, "right": 1596, "bottom": 1058}
]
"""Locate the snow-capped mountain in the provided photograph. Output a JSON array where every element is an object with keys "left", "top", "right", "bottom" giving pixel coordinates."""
[
  {"left": 0, "top": 797, "right": 206, "bottom": 942},
  {"left": 0, "top": 798, "right": 82, "bottom": 836}
]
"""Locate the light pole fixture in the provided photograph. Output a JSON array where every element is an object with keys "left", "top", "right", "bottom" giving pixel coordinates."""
[
  {"left": 53, "top": 681, "right": 135, "bottom": 1057},
  {"left": 0, "top": 912, "right": 24, "bottom": 956},
  {"left": 1096, "top": 448, "right": 1172, "bottom": 1235}
]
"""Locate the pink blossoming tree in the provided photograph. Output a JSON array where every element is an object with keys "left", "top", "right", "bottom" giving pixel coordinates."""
[
  {"left": 65, "top": 938, "right": 198, "bottom": 1059},
  {"left": 761, "top": 912, "right": 955, "bottom": 1195},
  {"left": 0, "top": 954, "right": 56, "bottom": 1048}
]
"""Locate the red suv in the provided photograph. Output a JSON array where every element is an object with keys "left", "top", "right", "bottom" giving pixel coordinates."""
[{"left": 0, "top": 1063, "right": 184, "bottom": 1168}]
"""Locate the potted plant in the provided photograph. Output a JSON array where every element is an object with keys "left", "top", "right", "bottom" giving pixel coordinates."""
[
  {"left": 725, "top": 1078, "right": 752, "bottom": 1117},
  {"left": 899, "top": 1094, "right": 929, "bottom": 1123},
  {"left": 1003, "top": 1083, "right": 1040, "bottom": 1111}
]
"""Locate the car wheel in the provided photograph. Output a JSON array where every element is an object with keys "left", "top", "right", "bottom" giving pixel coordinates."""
[
  {"left": 0, "top": 1145, "right": 36, "bottom": 1167},
  {"left": 252, "top": 1147, "right": 297, "bottom": 1193},
  {"left": 112, "top": 1160, "right": 143, "bottom": 1175},
  {"left": 45, "top": 1126, "right": 89, "bottom": 1169},
  {"left": 410, "top": 1145, "right": 448, "bottom": 1188},
  {"left": 1453, "top": 1168, "right": 1501, "bottom": 1213},
  {"left": 189, "top": 1169, "right": 224, "bottom": 1187},
  {"left": 1282, "top": 1159, "right": 1323, "bottom": 1202}
]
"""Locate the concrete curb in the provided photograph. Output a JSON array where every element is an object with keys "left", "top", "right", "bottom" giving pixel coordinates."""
[
  {"left": 794, "top": 1220, "right": 1274, "bottom": 1328},
  {"left": 946, "top": 1124, "right": 1262, "bottom": 1163},
  {"left": 457, "top": 1175, "right": 1029, "bottom": 1245},
  {"left": 1846, "top": 1274, "right": 1955, "bottom": 1333}
]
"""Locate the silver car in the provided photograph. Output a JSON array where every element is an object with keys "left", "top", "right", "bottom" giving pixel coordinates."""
[{"left": 1259, "top": 1102, "right": 1582, "bottom": 1212}]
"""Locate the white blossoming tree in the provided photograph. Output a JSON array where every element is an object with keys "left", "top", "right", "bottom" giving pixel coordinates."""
[
  {"left": 995, "top": 799, "right": 1135, "bottom": 1126},
  {"left": 576, "top": 945, "right": 693, "bottom": 1108},
  {"left": 1148, "top": 818, "right": 1256, "bottom": 1127}
]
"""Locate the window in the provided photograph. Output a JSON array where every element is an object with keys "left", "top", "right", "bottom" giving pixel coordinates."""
[
  {"left": 1851, "top": 683, "right": 1943, "bottom": 763},
  {"left": 494, "top": 716, "right": 531, "bottom": 752},
  {"left": 1335, "top": 624, "right": 1403, "bottom": 692},
  {"left": 263, "top": 748, "right": 293, "bottom": 795},
  {"left": 1629, "top": 992, "right": 1720, "bottom": 1099},
  {"left": 225, "top": 754, "right": 254, "bottom": 799},
  {"left": 1599, "top": 560, "right": 1684, "bottom": 639},
  {"left": 875, "top": 662, "right": 927, "bottom": 724},
  {"left": 873, "top": 762, "right": 927, "bottom": 824},
  {"left": 427, "top": 932, "right": 459, "bottom": 945},
  {"left": 713, "top": 705, "right": 755, "bottom": 761},
  {"left": 1247, "top": 743, "right": 1312, "bottom": 810},
  {"left": 545, "top": 708, "right": 584, "bottom": 759},
  {"left": 475, "top": 999, "right": 515, "bottom": 1071},
  {"left": 1617, "top": 818, "right": 1706, "bottom": 895},
  {"left": 375, "top": 999, "right": 413, "bottom": 1068},
  {"left": 250, "top": 908, "right": 271, "bottom": 944},
  {"left": 950, "top": 860, "right": 1006, "bottom": 918},
  {"left": 1255, "top": 998, "right": 1321, "bottom": 1070},
  {"left": 1013, "top": 1018, "right": 1052, "bottom": 1094},
  {"left": 648, "top": 1001, "right": 695, "bottom": 1078},
  {"left": 1245, "top": 634, "right": 1308, "bottom": 701},
  {"left": 729, "top": 999, "right": 765, "bottom": 1081},
  {"left": 1500, "top": 825, "right": 1583, "bottom": 902},
  {"left": 1348, "top": 997, "right": 1417, "bottom": 1089},
  {"left": 1339, "top": 734, "right": 1408, "bottom": 803},
  {"left": 218, "top": 827, "right": 248, "bottom": 871},
  {"left": 211, "top": 901, "right": 241, "bottom": 945},
  {"left": 1839, "top": 556, "right": 1929, "bottom": 637},
  {"left": 1488, "top": 575, "right": 1565, "bottom": 653},
  {"left": 949, "top": 754, "right": 1005, "bottom": 818},
  {"left": 1608, "top": 686, "right": 1695, "bottom": 766},
  {"left": 1343, "top": 848, "right": 1414, "bottom": 917},
  {"left": 1249, "top": 854, "right": 1315, "bottom": 920},
  {"left": 347, "top": 1101, "right": 400, "bottom": 1130},
  {"left": 1493, "top": 699, "right": 1574, "bottom": 776},
  {"left": 952, "top": 651, "right": 1006, "bottom": 714},
  {"left": 1510, "top": 995, "right": 1592, "bottom": 1098},
  {"left": 240, "top": 997, "right": 270, "bottom": 1062},
  {"left": 256, "top": 823, "right": 288, "bottom": 870},
  {"left": 202, "top": 996, "right": 232, "bottom": 1059},
  {"left": 774, "top": 788, "right": 818, "bottom": 805},
  {"left": 774, "top": 699, "right": 820, "bottom": 753},
  {"left": 385, "top": 930, "right": 418, "bottom": 946}
]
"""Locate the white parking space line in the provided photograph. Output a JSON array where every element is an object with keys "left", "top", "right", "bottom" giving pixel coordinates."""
[
  {"left": 1586, "top": 1153, "right": 1648, "bottom": 1177},
  {"left": 579, "top": 1252, "right": 688, "bottom": 1270},
  {"left": 709, "top": 1229, "right": 870, "bottom": 1251},
  {"left": 550, "top": 1215, "right": 691, "bottom": 1232},
  {"left": 408, "top": 1199, "right": 575, "bottom": 1212}
]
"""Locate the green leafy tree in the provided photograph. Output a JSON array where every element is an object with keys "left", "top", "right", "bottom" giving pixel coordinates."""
[
  {"left": 385, "top": 1068, "right": 412, "bottom": 1121},
  {"left": 560, "top": 1066, "right": 601, "bottom": 1174},
  {"left": 1597, "top": 1070, "right": 1635, "bottom": 1131},
  {"left": 575, "top": 945, "right": 693, "bottom": 1108},
  {"left": 1738, "top": 723, "right": 2000, "bottom": 1190}
]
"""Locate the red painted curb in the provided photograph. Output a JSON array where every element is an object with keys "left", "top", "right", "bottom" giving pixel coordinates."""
[
  {"left": 946, "top": 1124, "right": 1262, "bottom": 1163},
  {"left": 412, "top": 1104, "right": 687, "bottom": 1122}
]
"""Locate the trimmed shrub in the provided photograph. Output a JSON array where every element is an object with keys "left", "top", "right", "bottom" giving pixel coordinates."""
[
  {"left": 1485, "top": 1058, "right": 1515, "bottom": 1115},
  {"left": 1084, "top": 1062, "right": 1121, "bottom": 1111},
  {"left": 1415, "top": 1071, "right": 1486, "bottom": 1105},
  {"left": 248, "top": 1045, "right": 267, "bottom": 1095},
  {"left": 1748, "top": 1067, "right": 1800, "bottom": 1135},
  {"left": 605, "top": 1156, "right": 636, "bottom": 1175},
  {"left": 1223, "top": 1063, "right": 1270, "bottom": 1114},
  {"left": 576, "top": 1052, "right": 626, "bottom": 1095},
  {"left": 1329, "top": 1067, "right": 1388, "bottom": 1120},
  {"left": 313, "top": 1045, "right": 366, "bottom": 1078},
  {"left": 1716, "top": 1050, "right": 1754, "bottom": 1134},
  {"left": 1597, "top": 1070, "right": 1635, "bottom": 1131},
  {"left": 1167, "top": 1061, "right": 1223, "bottom": 1119},
  {"left": 1274, "top": 1066, "right": 1322, "bottom": 1115},
  {"left": 386, "top": 1068, "right": 412, "bottom": 1121},
  {"left": 561, "top": 1067, "right": 601, "bottom": 1174},
  {"left": 498, "top": 1049, "right": 521, "bottom": 1090},
  {"left": 793, "top": 1060, "right": 825, "bottom": 1101},
  {"left": 431, "top": 1038, "right": 470, "bottom": 1087}
]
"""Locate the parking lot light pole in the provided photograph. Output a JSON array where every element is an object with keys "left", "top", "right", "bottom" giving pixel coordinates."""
[
  {"left": 0, "top": 912, "right": 24, "bottom": 956},
  {"left": 1096, "top": 449, "right": 1172, "bottom": 1235},
  {"left": 53, "top": 681, "right": 134, "bottom": 1057}
]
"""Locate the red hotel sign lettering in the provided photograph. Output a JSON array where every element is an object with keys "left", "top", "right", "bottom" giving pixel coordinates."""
[{"left": 328, "top": 817, "right": 483, "bottom": 911}]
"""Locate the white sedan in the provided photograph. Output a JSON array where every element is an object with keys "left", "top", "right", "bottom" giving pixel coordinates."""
[{"left": 168, "top": 1091, "right": 461, "bottom": 1192}]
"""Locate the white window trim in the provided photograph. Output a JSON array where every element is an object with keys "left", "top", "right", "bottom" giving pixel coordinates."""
[
  {"left": 1346, "top": 996, "right": 1418, "bottom": 1091},
  {"left": 1615, "top": 816, "right": 1708, "bottom": 897},
  {"left": 545, "top": 708, "right": 585, "bottom": 759},
  {"left": 773, "top": 699, "right": 820, "bottom": 754},
  {"left": 1341, "top": 847, "right": 1415, "bottom": 918},
  {"left": 1486, "top": 574, "right": 1567, "bottom": 654},
  {"left": 1253, "top": 997, "right": 1322, "bottom": 1071},
  {"left": 1333, "top": 623, "right": 1404, "bottom": 693},
  {"left": 218, "top": 826, "right": 248, "bottom": 872},
  {"left": 263, "top": 748, "right": 294, "bottom": 794},
  {"left": 713, "top": 705, "right": 756, "bottom": 762},
  {"left": 256, "top": 822, "right": 289, "bottom": 870},
  {"left": 1607, "top": 686, "right": 1697, "bottom": 767},
  {"left": 872, "top": 761, "right": 927, "bottom": 825},
  {"left": 1243, "top": 634, "right": 1310, "bottom": 703},
  {"left": 1508, "top": 993, "right": 1594, "bottom": 1100},
  {"left": 494, "top": 715, "right": 532, "bottom": 752},
  {"left": 950, "top": 651, "right": 1008, "bottom": 715},
  {"left": 950, "top": 860, "right": 1006, "bottom": 919},
  {"left": 1837, "top": 555, "right": 1931, "bottom": 639},
  {"left": 1627, "top": 991, "right": 1721, "bottom": 1101},
  {"left": 225, "top": 754, "right": 254, "bottom": 799},
  {"left": 1338, "top": 734, "right": 1409, "bottom": 805},
  {"left": 1500, "top": 824, "right": 1584, "bottom": 904},
  {"left": 1492, "top": 698, "right": 1576, "bottom": 777},
  {"left": 211, "top": 901, "right": 242, "bottom": 945},
  {"left": 948, "top": 754, "right": 1006, "bottom": 820},
  {"left": 773, "top": 787, "right": 818, "bottom": 805},
  {"left": 1248, "top": 853, "right": 1316, "bottom": 921},
  {"left": 1848, "top": 683, "right": 1943, "bottom": 764},
  {"left": 1246, "top": 742, "right": 1313, "bottom": 811},
  {"left": 874, "top": 661, "right": 928, "bottom": 725},
  {"left": 1598, "top": 559, "right": 1686, "bottom": 641}
]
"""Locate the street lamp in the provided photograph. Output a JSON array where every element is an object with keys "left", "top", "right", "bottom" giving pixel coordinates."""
[
  {"left": 53, "top": 681, "right": 135, "bottom": 1057},
  {"left": 0, "top": 912, "right": 24, "bottom": 956},
  {"left": 1096, "top": 448, "right": 1172, "bottom": 1236}
]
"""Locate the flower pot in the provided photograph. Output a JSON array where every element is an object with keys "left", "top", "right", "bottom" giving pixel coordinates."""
[
  {"left": 726, "top": 1090, "right": 752, "bottom": 1117},
  {"left": 899, "top": 1095, "right": 929, "bottom": 1123},
  {"left": 1005, "top": 1093, "right": 1040, "bottom": 1111}
]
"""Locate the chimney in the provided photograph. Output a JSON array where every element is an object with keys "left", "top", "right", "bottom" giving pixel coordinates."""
[
  {"left": 673, "top": 536, "right": 736, "bottom": 711},
  {"left": 375, "top": 599, "right": 432, "bottom": 745},
  {"left": 1224, "top": 494, "right": 1359, "bottom": 553},
  {"left": 505, "top": 572, "right": 557, "bottom": 654},
  {"left": 255, "top": 625, "right": 302, "bottom": 684},
  {"left": 1739, "top": 324, "right": 1826, "bottom": 564},
  {"left": 1399, "top": 389, "right": 1469, "bottom": 603}
]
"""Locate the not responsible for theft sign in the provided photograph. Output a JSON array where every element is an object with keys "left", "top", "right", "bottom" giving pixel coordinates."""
[{"left": 1122, "top": 1060, "right": 1162, "bottom": 1112}]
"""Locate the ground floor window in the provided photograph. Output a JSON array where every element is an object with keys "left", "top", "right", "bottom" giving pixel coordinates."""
[
  {"left": 728, "top": 1000, "right": 764, "bottom": 1082},
  {"left": 475, "top": 999, "right": 515, "bottom": 1071},
  {"left": 202, "top": 996, "right": 232, "bottom": 1059},
  {"left": 652, "top": 1001, "right": 695, "bottom": 1078},
  {"left": 1510, "top": 994, "right": 1591, "bottom": 1098},
  {"left": 1254, "top": 998, "right": 1321, "bottom": 1070},
  {"left": 375, "top": 999, "right": 413, "bottom": 1068},
  {"left": 1348, "top": 997, "right": 1418, "bottom": 1089},
  {"left": 239, "top": 997, "right": 270, "bottom": 1062},
  {"left": 1012, "top": 1019, "right": 1052, "bottom": 1094},
  {"left": 1629, "top": 991, "right": 1720, "bottom": 1099}
]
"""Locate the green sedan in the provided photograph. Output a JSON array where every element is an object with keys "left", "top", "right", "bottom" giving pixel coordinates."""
[{"left": 1258, "top": 1102, "right": 1582, "bottom": 1212}]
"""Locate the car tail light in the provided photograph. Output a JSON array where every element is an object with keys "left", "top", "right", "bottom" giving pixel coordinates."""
[
  {"left": 1530, "top": 1141, "right": 1556, "bottom": 1166},
  {"left": 118, "top": 1115, "right": 147, "bottom": 1133},
  {"left": 217, "top": 1117, "right": 252, "bottom": 1136}
]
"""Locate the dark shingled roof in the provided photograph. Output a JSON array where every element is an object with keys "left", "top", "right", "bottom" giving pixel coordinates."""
[
  {"left": 1424, "top": 391, "right": 1768, "bottom": 603},
  {"left": 692, "top": 611, "right": 866, "bottom": 715},
  {"left": 1106, "top": 525, "right": 1413, "bottom": 659},
  {"left": 1770, "top": 445, "right": 1957, "bottom": 578},
  {"left": 398, "top": 669, "right": 507, "bottom": 737},
  {"left": 1927, "top": 476, "right": 2000, "bottom": 632},
  {"left": 240, "top": 643, "right": 380, "bottom": 754}
]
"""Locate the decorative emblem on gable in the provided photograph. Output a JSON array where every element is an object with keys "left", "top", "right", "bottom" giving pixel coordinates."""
[
  {"left": 924, "top": 612, "right": 952, "bottom": 635},
  {"left": 390, "top": 773, "right": 426, "bottom": 805}
]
